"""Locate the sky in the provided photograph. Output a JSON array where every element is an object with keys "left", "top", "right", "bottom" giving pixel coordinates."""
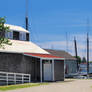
[{"left": 0, "top": 0, "right": 92, "bottom": 60}]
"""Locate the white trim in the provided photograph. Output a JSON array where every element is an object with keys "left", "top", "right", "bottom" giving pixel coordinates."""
[
  {"left": 5, "top": 24, "right": 29, "bottom": 33},
  {"left": 0, "top": 71, "right": 30, "bottom": 75},
  {"left": 40, "top": 59, "right": 42, "bottom": 82},
  {"left": 41, "top": 58, "right": 65, "bottom": 60},
  {"left": 0, "top": 51, "right": 23, "bottom": 54},
  {"left": 52, "top": 59, "right": 55, "bottom": 81}
]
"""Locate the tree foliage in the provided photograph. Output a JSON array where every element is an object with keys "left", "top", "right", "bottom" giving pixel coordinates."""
[
  {"left": 0, "top": 17, "right": 12, "bottom": 48},
  {"left": 74, "top": 56, "right": 82, "bottom": 64},
  {"left": 82, "top": 57, "right": 86, "bottom": 63}
]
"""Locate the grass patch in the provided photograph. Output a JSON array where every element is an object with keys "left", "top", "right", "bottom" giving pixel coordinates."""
[{"left": 0, "top": 83, "right": 49, "bottom": 91}]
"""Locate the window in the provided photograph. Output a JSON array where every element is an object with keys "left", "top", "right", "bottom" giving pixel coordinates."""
[
  {"left": 19, "top": 32, "right": 23, "bottom": 40},
  {"left": 9, "top": 32, "right": 13, "bottom": 39},
  {"left": 13, "top": 31, "right": 19, "bottom": 40},
  {"left": 23, "top": 32, "right": 26, "bottom": 40},
  {"left": 19, "top": 32, "right": 27, "bottom": 41},
  {"left": 5, "top": 32, "right": 8, "bottom": 38},
  {"left": 5, "top": 31, "right": 13, "bottom": 39},
  {"left": 26, "top": 33, "right": 29, "bottom": 41}
]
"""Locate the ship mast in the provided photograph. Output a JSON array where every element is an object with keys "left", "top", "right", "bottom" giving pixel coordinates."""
[
  {"left": 87, "top": 18, "right": 89, "bottom": 77},
  {"left": 74, "top": 36, "right": 78, "bottom": 71},
  {"left": 87, "top": 33, "right": 89, "bottom": 76}
]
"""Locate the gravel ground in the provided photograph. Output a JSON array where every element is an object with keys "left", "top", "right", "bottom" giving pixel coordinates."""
[{"left": 1, "top": 79, "right": 92, "bottom": 92}]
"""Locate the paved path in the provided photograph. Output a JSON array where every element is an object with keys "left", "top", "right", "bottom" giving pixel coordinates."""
[{"left": 2, "top": 79, "right": 92, "bottom": 92}]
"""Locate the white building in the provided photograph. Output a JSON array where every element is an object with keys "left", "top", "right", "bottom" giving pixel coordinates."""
[
  {"left": 5, "top": 24, "right": 30, "bottom": 41},
  {"left": 1, "top": 24, "right": 49, "bottom": 54},
  {"left": 0, "top": 24, "right": 65, "bottom": 85}
]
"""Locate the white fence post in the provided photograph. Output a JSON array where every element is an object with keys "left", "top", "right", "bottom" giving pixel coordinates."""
[
  {"left": 6, "top": 73, "right": 8, "bottom": 85},
  {"left": 22, "top": 74, "right": 24, "bottom": 84},
  {"left": 14, "top": 73, "right": 16, "bottom": 84},
  {"left": 29, "top": 75, "right": 31, "bottom": 83}
]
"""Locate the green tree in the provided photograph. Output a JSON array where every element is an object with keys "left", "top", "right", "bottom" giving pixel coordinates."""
[
  {"left": 74, "top": 56, "right": 82, "bottom": 64},
  {"left": 0, "top": 17, "right": 12, "bottom": 48},
  {"left": 82, "top": 57, "right": 86, "bottom": 63}
]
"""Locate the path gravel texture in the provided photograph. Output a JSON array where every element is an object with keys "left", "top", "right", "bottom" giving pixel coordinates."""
[{"left": 1, "top": 79, "right": 92, "bottom": 92}]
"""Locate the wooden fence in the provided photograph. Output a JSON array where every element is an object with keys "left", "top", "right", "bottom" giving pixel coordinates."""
[{"left": 0, "top": 71, "right": 31, "bottom": 85}]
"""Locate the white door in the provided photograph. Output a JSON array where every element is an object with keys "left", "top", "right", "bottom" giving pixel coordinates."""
[{"left": 44, "top": 63, "right": 52, "bottom": 81}]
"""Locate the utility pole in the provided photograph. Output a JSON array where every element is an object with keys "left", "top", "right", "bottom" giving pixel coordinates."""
[
  {"left": 26, "top": 16, "right": 28, "bottom": 31},
  {"left": 74, "top": 37, "right": 78, "bottom": 71},
  {"left": 25, "top": 0, "right": 29, "bottom": 30}
]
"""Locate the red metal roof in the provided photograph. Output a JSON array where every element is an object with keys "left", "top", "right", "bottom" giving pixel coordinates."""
[{"left": 24, "top": 53, "right": 64, "bottom": 59}]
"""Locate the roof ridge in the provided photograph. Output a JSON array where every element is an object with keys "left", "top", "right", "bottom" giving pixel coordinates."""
[{"left": 4, "top": 24, "right": 29, "bottom": 33}]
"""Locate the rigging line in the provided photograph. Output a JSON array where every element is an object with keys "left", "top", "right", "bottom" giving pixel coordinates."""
[
  {"left": 28, "top": 26, "right": 36, "bottom": 42},
  {"left": 27, "top": 16, "right": 40, "bottom": 43},
  {"left": 87, "top": 18, "right": 90, "bottom": 34},
  {"left": 66, "top": 32, "right": 69, "bottom": 52},
  {"left": 31, "top": 25, "right": 40, "bottom": 43},
  {"left": 26, "top": 0, "right": 28, "bottom": 17},
  {"left": 29, "top": 25, "right": 40, "bottom": 43}
]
